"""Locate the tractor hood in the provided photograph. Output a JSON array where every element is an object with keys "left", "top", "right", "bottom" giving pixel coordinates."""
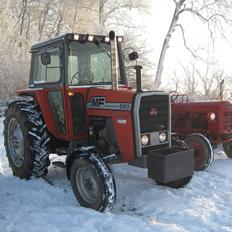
[{"left": 173, "top": 100, "right": 232, "bottom": 112}]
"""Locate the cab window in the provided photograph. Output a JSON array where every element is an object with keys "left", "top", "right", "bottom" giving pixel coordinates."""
[
  {"left": 33, "top": 48, "right": 61, "bottom": 84},
  {"left": 68, "top": 41, "right": 121, "bottom": 86}
]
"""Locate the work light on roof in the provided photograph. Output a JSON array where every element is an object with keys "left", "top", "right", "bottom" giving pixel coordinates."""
[
  {"left": 104, "top": 36, "right": 110, "bottom": 42},
  {"left": 88, "top": 35, "right": 94, "bottom": 42},
  {"left": 74, "top": 34, "right": 79, "bottom": 40}
]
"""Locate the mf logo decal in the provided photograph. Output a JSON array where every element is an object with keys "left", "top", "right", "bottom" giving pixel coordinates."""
[
  {"left": 87, "top": 96, "right": 131, "bottom": 111},
  {"left": 91, "top": 97, "right": 105, "bottom": 107}
]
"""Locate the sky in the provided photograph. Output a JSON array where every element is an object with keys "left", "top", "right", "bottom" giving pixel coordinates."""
[{"left": 141, "top": 0, "right": 232, "bottom": 89}]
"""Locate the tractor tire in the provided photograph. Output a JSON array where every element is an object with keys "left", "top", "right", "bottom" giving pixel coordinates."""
[
  {"left": 70, "top": 150, "right": 116, "bottom": 212},
  {"left": 156, "top": 176, "right": 192, "bottom": 189},
  {"left": 4, "top": 96, "right": 50, "bottom": 178},
  {"left": 184, "top": 133, "right": 214, "bottom": 171},
  {"left": 223, "top": 141, "right": 232, "bottom": 158}
]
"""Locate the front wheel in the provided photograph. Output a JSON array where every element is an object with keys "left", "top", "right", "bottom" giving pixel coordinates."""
[
  {"left": 223, "top": 141, "right": 232, "bottom": 158},
  {"left": 70, "top": 151, "right": 116, "bottom": 212}
]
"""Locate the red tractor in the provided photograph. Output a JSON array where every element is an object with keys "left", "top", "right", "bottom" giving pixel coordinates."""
[
  {"left": 3, "top": 32, "right": 194, "bottom": 212},
  {"left": 171, "top": 92, "right": 232, "bottom": 170}
]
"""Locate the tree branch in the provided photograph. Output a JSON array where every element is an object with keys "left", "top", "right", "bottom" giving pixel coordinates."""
[{"left": 176, "top": 24, "right": 199, "bottom": 59}]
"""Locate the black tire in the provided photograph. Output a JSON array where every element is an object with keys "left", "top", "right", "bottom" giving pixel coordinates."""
[
  {"left": 4, "top": 96, "right": 50, "bottom": 178},
  {"left": 223, "top": 141, "right": 232, "bottom": 158},
  {"left": 156, "top": 176, "right": 192, "bottom": 188},
  {"left": 184, "top": 133, "right": 214, "bottom": 171},
  {"left": 70, "top": 150, "right": 116, "bottom": 212}
]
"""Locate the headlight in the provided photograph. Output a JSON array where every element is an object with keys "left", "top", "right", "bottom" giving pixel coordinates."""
[
  {"left": 159, "top": 132, "right": 167, "bottom": 143},
  {"left": 141, "top": 135, "right": 149, "bottom": 146},
  {"left": 208, "top": 112, "right": 216, "bottom": 121}
]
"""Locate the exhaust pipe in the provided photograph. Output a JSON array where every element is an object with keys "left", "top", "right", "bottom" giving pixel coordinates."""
[
  {"left": 109, "top": 31, "right": 118, "bottom": 90},
  {"left": 134, "top": 65, "right": 143, "bottom": 92}
]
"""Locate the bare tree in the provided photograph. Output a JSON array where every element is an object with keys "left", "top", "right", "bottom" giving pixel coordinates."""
[
  {"left": 67, "top": 0, "right": 149, "bottom": 33},
  {"left": 224, "top": 77, "right": 232, "bottom": 100},
  {"left": 154, "top": 0, "right": 232, "bottom": 89},
  {"left": 182, "top": 63, "right": 198, "bottom": 97},
  {"left": 170, "top": 71, "right": 182, "bottom": 92},
  {"left": 0, "top": 0, "right": 153, "bottom": 100},
  {"left": 179, "top": 57, "right": 226, "bottom": 100}
]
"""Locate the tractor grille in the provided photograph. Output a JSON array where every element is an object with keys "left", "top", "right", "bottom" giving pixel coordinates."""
[
  {"left": 224, "top": 112, "right": 232, "bottom": 130},
  {"left": 139, "top": 95, "right": 169, "bottom": 134}
]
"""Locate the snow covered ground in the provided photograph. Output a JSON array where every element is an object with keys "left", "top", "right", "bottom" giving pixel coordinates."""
[{"left": 0, "top": 116, "right": 232, "bottom": 232}]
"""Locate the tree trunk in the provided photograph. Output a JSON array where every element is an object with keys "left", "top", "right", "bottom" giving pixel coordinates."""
[
  {"left": 99, "top": 0, "right": 105, "bottom": 32},
  {"left": 20, "top": 0, "right": 27, "bottom": 36},
  {"left": 154, "top": 1, "right": 184, "bottom": 89}
]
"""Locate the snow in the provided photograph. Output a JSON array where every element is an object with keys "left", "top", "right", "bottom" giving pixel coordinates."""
[{"left": 0, "top": 117, "right": 232, "bottom": 232}]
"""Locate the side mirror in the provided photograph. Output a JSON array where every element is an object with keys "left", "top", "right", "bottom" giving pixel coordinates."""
[
  {"left": 41, "top": 52, "right": 51, "bottom": 65},
  {"left": 128, "top": 51, "right": 138, "bottom": 61}
]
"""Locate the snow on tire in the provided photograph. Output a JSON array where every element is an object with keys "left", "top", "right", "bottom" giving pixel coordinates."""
[
  {"left": 69, "top": 148, "right": 116, "bottom": 212},
  {"left": 4, "top": 96, "right": 50, "bottom": 178}
]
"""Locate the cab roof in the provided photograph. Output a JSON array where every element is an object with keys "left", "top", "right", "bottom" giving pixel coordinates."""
[
  {"left": 30, "top": 33, "right": 116, "bottom": 52},
  {"left": 31, "top": 33, "right": 70, "bottom": 52}
]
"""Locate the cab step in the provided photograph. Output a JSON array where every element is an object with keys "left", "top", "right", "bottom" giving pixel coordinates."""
[{"left": 52, "top": 161, "right": 66, "bottom": 168}]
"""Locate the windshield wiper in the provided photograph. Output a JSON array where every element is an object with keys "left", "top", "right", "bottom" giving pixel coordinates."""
[{"left": 95, "top": 38, "right": 111, "bottom": 57}]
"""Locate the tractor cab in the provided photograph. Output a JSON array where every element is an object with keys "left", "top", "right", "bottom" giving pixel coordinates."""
[
  {"left": 29, "top": 33, "right": 127, "bottom": 88},
  {"left": 21, "top": 32, "right": 146, "bottom": 152}
]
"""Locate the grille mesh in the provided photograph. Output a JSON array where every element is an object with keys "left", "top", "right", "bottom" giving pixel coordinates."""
[
  {"left": 139, "top": 95, "right": 169, "bottom": 134},
  {"left": 224, "top": 112, "right": 232, "bottom": 130}
]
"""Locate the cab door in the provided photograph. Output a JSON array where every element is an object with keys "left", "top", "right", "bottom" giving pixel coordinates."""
[{"left": 30, "top": 43, "right": 69, "bottom": 140}]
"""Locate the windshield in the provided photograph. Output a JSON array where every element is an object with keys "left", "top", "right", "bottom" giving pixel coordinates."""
[{"left": 68, "top": 41, "right": 122, "bottom": 86}]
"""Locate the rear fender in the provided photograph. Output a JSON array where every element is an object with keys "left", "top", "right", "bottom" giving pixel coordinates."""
[{"left": 17, "top": 89, "right": 37, "bottom": 100}]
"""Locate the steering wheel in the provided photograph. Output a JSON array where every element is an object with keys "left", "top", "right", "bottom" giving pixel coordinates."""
[
  {"left": 70, "top": 71, "right": 79, "bottom": 84},
  {"left": 70, "top": 70, "right": 95, "bottom": 85},
  {"left": 169, "top": 91, "right": 179, "bottom": 103},
  {"left": 182, "top": 94, "right": 189, "bottom": 102},
  {"left": 88, "top": 70, "right": 95, "bottom": 83}
]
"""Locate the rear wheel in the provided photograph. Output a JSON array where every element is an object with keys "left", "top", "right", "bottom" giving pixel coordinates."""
[
  {"left": 4, "top": 96, "right": 50, "bottom": 178},
  {"left": 156, "top": 176, "right": 192, "bottom": 188},
  {"left": 184, "top": 133, "right": 214, "bottom": 171},
  {"left": 223, "top": 142, "right": 232, "bottom": 158},
  {"left": 70, "top": 150, "right": 116, "bottom": 212}
]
